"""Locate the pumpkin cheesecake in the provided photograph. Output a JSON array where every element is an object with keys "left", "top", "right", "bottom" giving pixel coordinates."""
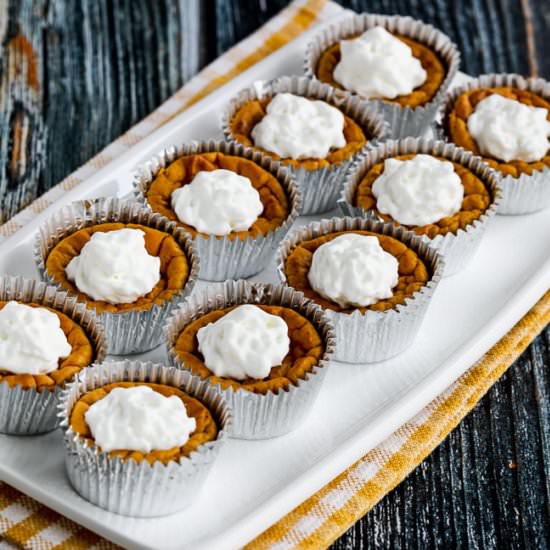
[
  {"left": 45, "top": 223, "right": 189, "bottom": 314},
  {"left": 230, "top": 93, "right": 368, "bottom": 170},
  {"left": 283, "top": 230, "right": 430, "bottom": 314},
  {"left": 0, "top": 300, "right": 94, "bottom": 390},
  {"left": 315, "top": 26, "right": 445, "bottom": 108},
  {"left": 145, "top": 151, "right": 290, "bottom": 239},
  {"left": 444, "top": 86, "right": 550, "bottom": 178},
  {"left": 69, "top": 381, "right": 218, "bottom": 465},
  {"left": 352, "top": 153, "right": 492, "bottom": 238},
  {"left": 173, "top": 304, "right": 324, "bottom": 395}
]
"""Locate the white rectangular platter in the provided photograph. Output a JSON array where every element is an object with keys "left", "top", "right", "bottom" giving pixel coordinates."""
[{"left": 0, "top": 14, "right": 549, "bottom": 550}]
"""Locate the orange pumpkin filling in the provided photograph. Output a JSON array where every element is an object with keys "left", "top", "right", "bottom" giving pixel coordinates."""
[
  {"left": 146, "top": 152, "right": 289, "bottom": 238},
  {"left": 230, "top": 97, "right": 367, "bottom": 170},
  {"left": 445, "top": 86, "right": 550, "bottom": 177},
  {"left": 46, "top": 223, "right": 189, "bottom": 314},
  {"left": 174, "top": 305, "right": 324, "bottom": 394},
  {"left": 284, "top": 230, "right": 430, "bottom": 314},
  {"left": 0, "top": 301, "right": 94, "bottom": 390},
  {"left": 70, "top": 381, "right": 218, "bottom": 465},
  {"left": 316, "top": 34, "right": 445, "bottom": 108},
  {"left": 353, "top": 154, "right": 492, "bottom": 238}
]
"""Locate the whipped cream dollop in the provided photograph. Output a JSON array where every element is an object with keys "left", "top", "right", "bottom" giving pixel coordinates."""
[
  {"left": 85, "top": 385, "right": 197, "bottom": 453},
  {"left": 0, "top": 301, "right": 72, "bottom": 374},
  {"left": 372, "top": 154, "right": 464, "bottom": 226},
  {"left": 251, "top": 93, "right": 346, "bottom": 159},
  {"left": 308, "top": 234, "right": 399, "bottom": 308},
  {"left": 333, "top": 26, "right": 427, "bottom": 99},
  {"left": 66, "top": 228, "right": 161, "bottom": 304},
  {"left": 171, "top": 169, "right": 263, "bottom": 235},
  {"left": 197, "top": 304, "right": 290, "bottom": 380},
  {"left": 467, "top": 93, "right": 550, "bottom": 162}
]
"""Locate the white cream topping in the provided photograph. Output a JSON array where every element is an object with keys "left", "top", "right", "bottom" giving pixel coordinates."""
[
  {"left": 467, "top": 94, "right": 550, "bottom": 162},
  {"left": 308, "top": 234, "right": 399, "bottom": 308},
  {"left": 0, "top": 301, "right": 72, "bottom": 375},
  {"left": 85, "top": 385, "right": 197, "bottom": 453},
  {"left": 66, "top": 228, "right": 161, "bottom": 304},
  {"left": 251, "top": 93, "right": 346, "bottom": 160},
  {"left": 197, "top": 304, "right": 290, "bottom": 381},
  {"left": 372, "top": 154, "right": 464, "bottom": 226},
  {"left": 171, "top": 169, "right": 263, "bottom": 236},
  {"left": 333, "top": 26, "right": 427, "bottom": 99}
]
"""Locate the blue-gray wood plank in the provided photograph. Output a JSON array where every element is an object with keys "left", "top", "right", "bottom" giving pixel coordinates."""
[{"left": 0, "top": 1, "right": 548, "bottom": 548}]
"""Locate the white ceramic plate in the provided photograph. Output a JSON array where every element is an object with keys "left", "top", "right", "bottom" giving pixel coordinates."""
[{"left": 0, "top": 16, "right": 549, "bottom": 550}]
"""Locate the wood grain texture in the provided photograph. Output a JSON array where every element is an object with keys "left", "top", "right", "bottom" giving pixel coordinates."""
[
  {"left": 0, "top": 1, "right": 549, "bottom": 548},
  {"left": 0, "top": 0, "right": 209, "bottom": 223},
  {"left": 331, "top": 329, "right": 550, "bottom": 550}
]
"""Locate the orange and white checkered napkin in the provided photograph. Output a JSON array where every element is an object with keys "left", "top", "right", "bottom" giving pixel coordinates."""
[{"left": 0, "top": 1, "right": 549, "bottom": 548}]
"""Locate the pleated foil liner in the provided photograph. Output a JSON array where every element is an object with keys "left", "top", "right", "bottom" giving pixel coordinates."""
[
  {"left": 276, "top": 217, "right": 444, "bottom": 363},
  {"left": 221, "top": 75, "right": 389, "bottom": 215},
  {"left": 58, "top": 360, "right": 231, "bottom": 517},
  {"left": 0, "top": 276, "right": 106, "bottom": 435},
  {"left": 338, "top": 137, "right": 502, "bottom": 276},
  {"left": 304, "top": 13, "right": 460, "bottom": 138},
  {"left": 435, "top": 73, "right": 550, "bottom": 215},
  {"left": 133, "top": 140, "right": 301, "bottom": 281},
  {"left": 33, "top": 197, "right": 200, "bottom": 355},
  {"left": 165, "top": 280, "right": 336, "bottom": 440}
]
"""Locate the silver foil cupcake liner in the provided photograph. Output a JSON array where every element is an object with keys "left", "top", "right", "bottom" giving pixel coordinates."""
[
  {"left": 33, "top": 197, "right": 200, "bottom": 355},
  {"left": 435, "top": 73, "right": 550, "bottom": 215},
  {"left": 277, "top": 217, "right": 444, "bottom": 363},
  {"left": 0, "top": 276, "right": 106, "bottom": 434},
  {"left": 58, "top": 360, "right": 231, "bottom": 517},
  {"left": 221, "top": 75, "right": 389, "bottom": 215},
  {"left": 339, "top": 138, "right": 502, "bottom": 276},
  {"left": 133, "top": 140, "right": 301, "bottom": 281},
  {"left": 304, "top": 13, "right": 460, "bottom": 138},
  {"left": 165, "top": 280, "right": 336, "bottom": 440}
]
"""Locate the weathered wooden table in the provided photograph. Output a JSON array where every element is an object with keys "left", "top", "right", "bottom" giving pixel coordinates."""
[{"left": 0, "top": 1, "right": 548, "bottom": 548}]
